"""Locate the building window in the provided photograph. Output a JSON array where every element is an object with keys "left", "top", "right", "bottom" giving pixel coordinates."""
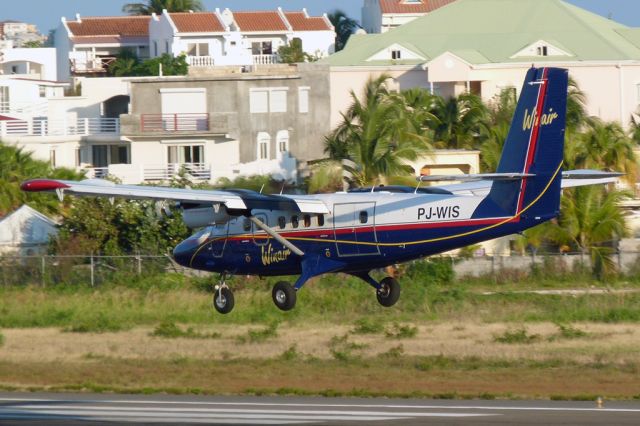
[
  {"left": 252, "top": 41, "right": 273, "bottom": 55},
  {"left": 257, "top": 132, "right": 271, "bottom": 160},
  {"left": 153, "top": 41, "right": 158, "bottom": 56},
  {"left": 11, "top": 65, "right": 18, "bottom": 74},
  {"left": 391, "top": 49, "right": 402, "bottom": 60},
  {"left": 167, "top": 145, "right": 204, "bottom": 164},
  {"left": 39, "top": 86, "right": 46, "bottom": 97},
  {"left": 250, "top": 89, "right": 269, "bottom": 113},
  {"left": 187, "top": 43, "right": 209, "bottom": 56},
  {"left": 270, "top": 89, "right": 287, "bottom": 113},
  {"left": 537, "top": 46, "right": 548, "bottom": 56},
  {"left": 298, "top": 87, "right": 309, "bottom": 113},
  {"left": 0, "top": 86, "right": 9, "bottom": 113},
  {"left": 165, "top": 40, "right": 170, "bottom": 54},
  {"left": 276, "top": 130, "right": 289, "bottom": 156},
  {"left": 250, "top": 88, "right": 288, "bottom": 113}
]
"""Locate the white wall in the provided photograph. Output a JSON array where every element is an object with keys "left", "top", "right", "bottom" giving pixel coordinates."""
[
  {"left": 149, "top": 13, "right": 175, "bottom": 58},
  {"left": 54, "top": 21, "right": 72, "bottom": 82},
  {"left": 295, "top": 31, "right": 336, "bottom": 58},
  {"left": 1, "top": 48, "right": 57, "bottom": 81}
]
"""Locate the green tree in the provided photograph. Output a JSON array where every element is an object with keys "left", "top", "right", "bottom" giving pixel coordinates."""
[
  {"left": 429, "top": 93, "right": 488, "bottom": 149},
  {"left": 277, "top": 38, "right": 311, "bottom": 64},
  {"left": 323, "top": 75, "right": 431, "bottom": 186},
  {"left": 575, "top": 118, "right": 637, "bottom": 183},
  {"left": 328, "top": 10, "right": 359, "bottom": 52},
  {"left": 0, "top": 143, "right": 81, "bottom": 216},
  {"left": 107, "top": 49, "right": 141, "bottom": 77},
  {"left": 22, "top": 40, "right": 43, "bottom": 48},
  {"left": 53, "top": 197, "right": 189, "bottom": 256},
  {"left": 631, "top": 112, "right": 640, "bottom": 145},
  {"left": 139, "top": 54, "right": 188, "bottom": 76},
  {"left": 549, "top": 186, "right": 628, "bottom": 278},
  {"left": 123, "top": 0, "right": 203, "bottom": 15}
]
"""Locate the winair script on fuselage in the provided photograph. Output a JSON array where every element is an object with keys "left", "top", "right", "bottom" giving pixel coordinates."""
[
  {"left": 418, "top": 205, "right": 461, "bottom": 221},
  {"left": 523, "top": 107, "right": 559, "bottom": 131},
  {"left": 261, "top": 243, "right": 292, "bottom": 266}
]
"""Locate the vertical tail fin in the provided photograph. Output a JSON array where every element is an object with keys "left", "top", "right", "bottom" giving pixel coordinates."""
[{"left": 475, "top": 67, "right": 568, "bottom": 223}]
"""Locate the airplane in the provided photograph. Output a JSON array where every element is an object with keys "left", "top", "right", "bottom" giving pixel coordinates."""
[{"left": 22, "top": 67, "right": 620, "bottom": 314}]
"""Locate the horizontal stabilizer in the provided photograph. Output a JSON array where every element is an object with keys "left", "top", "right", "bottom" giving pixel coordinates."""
[{"left": 418, "top": 173, "right": 535, "bottom": 183}]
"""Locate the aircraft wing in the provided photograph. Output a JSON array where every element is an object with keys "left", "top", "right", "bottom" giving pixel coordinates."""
[
  {"left": 21, "top": 178, "right": 330, "bottom": 214},
  {"left": 430, "top": 170, "right": 622, "bottom": 196}
]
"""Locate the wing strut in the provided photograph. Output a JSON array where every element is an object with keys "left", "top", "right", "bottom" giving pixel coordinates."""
[{"left": 249, "top": 216, "right": 305, "bottom": 257}]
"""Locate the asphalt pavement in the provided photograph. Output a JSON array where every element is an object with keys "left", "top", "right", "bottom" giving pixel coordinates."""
[{"left": 0, "top": 393, "right": 638, "bottom": 425}]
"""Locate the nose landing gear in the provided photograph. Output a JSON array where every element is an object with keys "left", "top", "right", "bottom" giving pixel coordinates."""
[{"left": 213, "top": 274, "right": 235, "bottom": 314}]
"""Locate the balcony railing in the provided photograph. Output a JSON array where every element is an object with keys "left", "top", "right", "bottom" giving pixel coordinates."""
[
  {"left": 70, "top": 56, "right": 116, "bottom": 74},
  {"left": 140, "top": 113, "right": 209, "bottom": 133},
  {"left": 143, "top": 163, "right": 211, "bottom": 181},
  {"left": 0, "top": 118, "right": 120, "bottom": 137},
  {"left": 186, "top": 56, "right": 215, "bottom": 67},
  {"left": 253, "top": 54, "right": 280, "bottom": 65}
]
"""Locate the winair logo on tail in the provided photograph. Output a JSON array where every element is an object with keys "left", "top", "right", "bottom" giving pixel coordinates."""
[
  {"left": 523, "top": 108, "right": 558, "bottom": 131},
  {"left": 261, "top": 244, "right": 291, "bottom": 266}
]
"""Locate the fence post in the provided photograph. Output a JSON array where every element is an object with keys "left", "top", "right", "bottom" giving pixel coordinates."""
[
  {"left": 137, "top": 255, "right": 142, "bottom": 275},
  {"left": 41, "top": 256, "right": 46, "bottom": 288},
  {"left": 90, "top": 255, "right": 95, "bottom": 287}
]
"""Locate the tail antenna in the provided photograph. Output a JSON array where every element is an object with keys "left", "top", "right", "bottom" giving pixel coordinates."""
[{"left": 279, "top": 181, "right": 286, "bottom": 195}]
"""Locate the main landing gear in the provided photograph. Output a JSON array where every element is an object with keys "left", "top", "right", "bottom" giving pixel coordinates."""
[
  {"left": 350, "top": 272, "right": 401, "bottom": 308},
  {"left": 272, "top": 281, "right": 297, "bottom": 311}
]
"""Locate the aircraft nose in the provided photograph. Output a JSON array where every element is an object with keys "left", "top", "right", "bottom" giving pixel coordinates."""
[{"left": 173, "top": 241, "right": 194, "bottom": 268}]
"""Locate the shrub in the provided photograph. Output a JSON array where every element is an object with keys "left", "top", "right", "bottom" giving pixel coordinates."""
[
  {"left": 351, "top": 318, "right": 385, "bottom": 335},
  {"left": 385, "top": 323, "right": 418, "bottom": 339},
  {"left": 494, "top": 327, "right": 540, "bottom": 344}
]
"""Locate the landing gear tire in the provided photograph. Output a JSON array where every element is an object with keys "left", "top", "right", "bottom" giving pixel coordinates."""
[
  {"left": 376, "top": 277, "right": 400, "bottom": 308},
  {"left": 272, "top": 281, "right": 297, "bottom": 311},
  {"left": 213, "top": 287, "right": 235, "bottom": 314}
]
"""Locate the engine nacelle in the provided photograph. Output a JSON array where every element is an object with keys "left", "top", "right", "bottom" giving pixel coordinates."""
[{"left": 181, "top": 204, "right": 230, "bottom": 228}]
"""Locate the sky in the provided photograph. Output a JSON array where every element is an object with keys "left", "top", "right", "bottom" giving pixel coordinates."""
[{"left": 2, "top": 0, "right": 640, "bottom": 35}]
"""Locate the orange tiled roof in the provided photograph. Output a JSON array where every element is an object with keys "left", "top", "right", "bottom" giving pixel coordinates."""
[
  {"left": 379, "top": 0, "right": 457, "bottom": 14},
  {"left": 233, "top": 11, "right": 288, "bottom": 32},
  {"left": 170, "top": 12, "right": 225, "bottom": 33},
  {"left": 66, "top": 16, "right": 150, "bottom": 37},
  {"left": 284, "top": 12, "right": 332, "bottom": 31}
]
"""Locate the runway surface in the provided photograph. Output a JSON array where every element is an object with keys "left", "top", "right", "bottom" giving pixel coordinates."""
[{"left": 0, "top": 393, "right": 639, "bottom": 425}]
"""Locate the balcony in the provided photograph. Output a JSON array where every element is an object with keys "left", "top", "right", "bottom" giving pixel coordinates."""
[
  {"left": 186, "top": 56, "right": 216, "bottom": 67},
  {"left": 140, "top": 113, "right": 209, "bottom": 133},
  {"left": 253, "top": 54, "right": 280, "bottom": 65},
  {"left": 0, "top": 117, "right": 120, "bottom": 137},
  {"left": 185, "top": 54, "right": 281, "bottom": 68}
]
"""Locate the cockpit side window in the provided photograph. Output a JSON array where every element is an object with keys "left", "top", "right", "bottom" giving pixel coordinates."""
[{"left": 243, "top": 218, "right": 251, "bottom": 232}]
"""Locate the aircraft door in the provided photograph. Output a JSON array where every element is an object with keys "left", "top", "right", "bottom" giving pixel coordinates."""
[
  {"left": 333, "top": 202, "right": 379, "bottom": 257},
  {"left": 210, "top": 222, "right": 229, "bottom": 258},
  {"left": 252, "top": 213, "right": 270, "bottom": 246}
]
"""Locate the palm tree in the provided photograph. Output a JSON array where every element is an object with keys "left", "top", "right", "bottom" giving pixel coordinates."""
[
  {"left": 327, "top": 10, "right": 359, "bottom": 52},
  {"left": 429, "top": 93, "right": 488, "bottom": 150},
  {"left": 566, "top": 77, "right": 588, "bottom": 134},
  {"left": 549, "top": 186, "right": 629, "bottom": 278},
  {"left": 108, "top": 49, "right": 140, "bottom": 77},
  {"left": 322, "top": 75, "right": 431, "bottom": 187},
  {"left": 631, "top": 111, "right": 640, "bottom": 145},
  {"left": 576, "top": 118, "right": 637, "bottom": 183},
  {"left": 123, "top": 0, "right": 203, "bottom": 15}
]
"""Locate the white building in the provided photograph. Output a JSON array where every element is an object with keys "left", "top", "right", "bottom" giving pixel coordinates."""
[
  {"left": 0, "top": 205, "right": 58, "bottom": 255},
  {"left": 362, "top": 0, "right": 456, "bottom": 34},
  {"left": 149, "top": 8, "right": 335, "bottom": 69},
  {"left": 0, "top": 47, "right": 57, "bottom": 81},
  {"left": 55, "top": 15, "right": 151, "bottom": 82}
]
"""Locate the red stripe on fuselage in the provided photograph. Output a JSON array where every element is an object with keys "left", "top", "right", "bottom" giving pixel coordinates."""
[
  {"left": 221, "top": 217, "right": 513, "bottom": 242},
  {"left": 516, "top": 68, "right": 549, "bottom": 215}
]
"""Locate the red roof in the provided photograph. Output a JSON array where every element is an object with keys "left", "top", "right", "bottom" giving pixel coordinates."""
[
  {"left": 170, "top": 12, "right": 225, "bottom": 33},
  {"left": 233, "top": 11, "right": 288, "bottom": 32},
  {"left": 379, "top": 0, "right": 457, "bottom": 14},
  {"left": 284, "top": 12, "right": 332, "bottom": 31},
  {"left": 66, "top": 16, "right": 150, "bottom": 37}
]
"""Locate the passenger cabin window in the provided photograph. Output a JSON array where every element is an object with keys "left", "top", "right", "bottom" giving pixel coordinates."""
[
  {"left": 317, "top": 214, "right": 325, "bottom": 227},
  {"left": 303, "top": 215, "right": 311, "bottom": 228},
  {"left": 243, "top": 219, "right": 251, "bottom": 232},
  {"left": 278, "top": 216, "right": 286, "bottom": 229},
  {"left": 291, "top": 215, "right": 299, "bottom": 229},
  {"left": 359, "top": 211, "right": 368, "bottom": 224}
]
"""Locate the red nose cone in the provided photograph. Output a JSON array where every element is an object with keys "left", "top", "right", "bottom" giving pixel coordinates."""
[{"left": 21, "top": 179, "right": 70, "bottom": 192}]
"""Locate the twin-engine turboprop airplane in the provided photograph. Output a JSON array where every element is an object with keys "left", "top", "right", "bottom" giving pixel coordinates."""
[{"left": 22, "top": 67, "right": 620, "bottom": 314}]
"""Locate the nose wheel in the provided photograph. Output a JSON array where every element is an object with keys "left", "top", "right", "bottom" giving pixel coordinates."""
[
  {"left": 213, "top": 275, "right": 235, "bottom": 314},
  {"left": 272, "top": 281, "right": 297, "bottom": 311}
]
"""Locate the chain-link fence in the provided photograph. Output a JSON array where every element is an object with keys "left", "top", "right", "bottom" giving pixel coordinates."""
[
  {"left": 1, "top": 251, "right": 639, "bottom": 288},
  {"left": 0, "top": 255, "right": 195, "bottom": 287}
]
